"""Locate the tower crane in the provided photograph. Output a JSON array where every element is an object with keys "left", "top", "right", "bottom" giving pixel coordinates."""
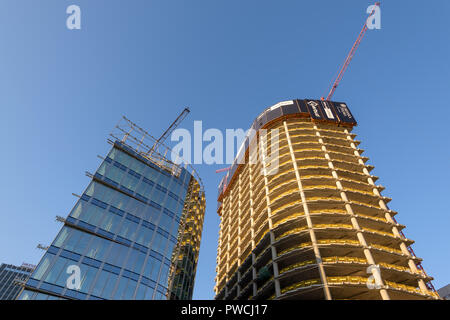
[
  {"left": 322, "top": 2, "right": 437, "bottom": 294},
  {"left": 148, "top": 107, "right": 190, "bottom": 155},
  {"left": 217, "top": 2, "right": 380, "bottom": 176},
  {"left": 323, "top": 2, "right": 380, "bottom": 101}
]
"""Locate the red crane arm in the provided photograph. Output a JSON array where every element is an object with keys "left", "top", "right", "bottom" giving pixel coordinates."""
[
  {"left": 324, "top": 2, "right": 380, "bottom": 101},
  {"left": 215, "top": 167, "right": 231, "bottom": 174}
]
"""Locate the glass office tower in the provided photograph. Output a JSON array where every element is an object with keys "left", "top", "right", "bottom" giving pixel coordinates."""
[{"left": 18, "top": 117, "right": 205, "bottom": 300}]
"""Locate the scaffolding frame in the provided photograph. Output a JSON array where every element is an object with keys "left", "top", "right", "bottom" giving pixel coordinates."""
[{"left": 109, "top": 116, "right": 204, "bottom": 192}]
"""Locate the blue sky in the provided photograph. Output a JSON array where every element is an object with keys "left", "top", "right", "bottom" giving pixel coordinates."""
[{"left": 0, "top": 1, "right": 449, "bottom": 299}]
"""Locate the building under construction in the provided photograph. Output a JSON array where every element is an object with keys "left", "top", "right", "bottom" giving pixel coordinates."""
[
  {"left": 215, "top": 99, "right": 439, "bottom": 300},
  {"left": 17, "top": 114, "right": 205, "bottom": 300}
]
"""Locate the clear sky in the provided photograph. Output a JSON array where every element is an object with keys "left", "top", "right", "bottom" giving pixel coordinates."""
[{"left": 0, "top": 1, "right": 449, "bottom": 299}]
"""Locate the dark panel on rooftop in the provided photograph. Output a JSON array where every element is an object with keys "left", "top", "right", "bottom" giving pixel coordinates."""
[
  {"left": 331, "top": 101, "right": 357, "bottom": 125},
  {"left": 320, "top": 100, "right": 339, "bottom": 122},
  {"left": 305, "top": 99, "right": 325, "bottom": 121}
]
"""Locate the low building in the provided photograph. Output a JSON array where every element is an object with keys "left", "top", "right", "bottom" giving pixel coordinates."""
[
  {"left": 437, "top": 284, "right": 450, "bottom": 300},
  {"left": 0, "top": 263, "right": 35, "bottom": 300}
]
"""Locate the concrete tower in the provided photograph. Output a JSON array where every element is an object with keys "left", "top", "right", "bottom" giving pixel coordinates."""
[{"left": 215, "top": 99, "right": 438, "bottom": 300}]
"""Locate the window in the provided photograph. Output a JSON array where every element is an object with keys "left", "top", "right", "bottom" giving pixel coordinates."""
[
  {"left": 152, "top": 188, "right": 166, "bottom": 206},
  {"left": 132, "top": 201, "right": 147, "bottom": 219},
  {"left": 135, "top": 284, "right": 147, "bottom": 300},
  {"left": 174, "top": 182, "right": 182, "bottom": 196},
  {"left": 86, "top": 203, "right": 104, "bottom": 226},
  {"left": 123, "top": 279, "right": 138, "bottom": 300},
  {"left": 151, "top": 260, "right": 161, "bottom": 281},
  {"left": 142, "top": 206, "right": 160, "bottom": 225},
  {"left": 100, "top": 211, "right": 122, "bottom": 234},
  {"left": 113, "top": 277, "right": 128, "bottom": 299},
  {"left": 106, "top": 243, "right": 129, "bottom": 267},
  {"left": 76, "top": 233, "right": 90, "bottom": 256},
  {"left": 129, "top": 158, "right": 146, "bottom": 176},
  {"left": 54, "top": 227, "right": 70, "bottom": 248},
  {"left": 91, "top": 270, "right": 109, "bottom": 298},
  {"left": 144, "top": 166, "right": 159, "bottom": 183},
  {"left": 80, "top": 265, "right": 98, "bottom": 293},
  {"left": 121, "top": 173, "right": 139, "bottom": 193},
  {"left": 152, "top": 232, "right": 167, "bottom": 255},
  {"left": 136, "top": 226, "right": 153, "bottom": 247},
  {"left": 144, "top": 285, "right": 155, "bottom": 300},
  {"left": 165, "top": 198, "right": 180, "bottom": 216},
  {"left": 125, "top": 250, "right": 139, "bottom": 272},
  {"left": 86, "top": 182, "right": 114, "bottom": 205},
  {"left": 158, "top": 175, "right": 171, "bottom": 189},
  {"left": 154, "top": 291, "right": 165, "bottom": 300},
  {"left": 63, "top": 228, "right": 82, "bottom": 252},
  {"left": 133, "top": 251, "right": 146, "bottom": 274},
  {"left": 71, "top": 201, "right": 105, "bottom": 227},
  {"left": 44, "top": 257, "right": 69, "bottom": 285},
  {"left": 108, "top": 148, "right": 119, "bottom": 161},
  {"left": 70, "top": 201, "right": 84, "bottom": 219},
  {"left": 97, "top": 162, "right": 107, "bottom": 176},
  {"left": 101, "top": 273, "right": 117, "bottom": 299},
  {"left": 85, "top": 236, "right": 110, "bottom": 261},
  {"left": 113, "top": 149, "right": 132, "bottom": 168},
  {"left": 178, "top": 188, "right": 188, "bottom": 203},
  {"left": 124, "top": 199, "right": 138, "bottom": 215},
  {"left": 110, "top": 192, "right": 129, "bottom": 210},
  {"left": 166, "top": 241, "right": 175, "bottom": 257},
  {"left": 33, "top": 254, "right": 54, "bottom": 280},
  {"left": 159, "top": 264, "right": 170, "bottom": 287},
  {"left": 18, "top": 290, "right": 34, "bottom": 300},
  {"left": 119, "top": 219, "right": 138, "bottom": 242},
  {"left": 136, "top": 181, "right": 153, "bottom": 199},
  {"left": 105, "top": 165, "right": 125, "bottom": 185},
  {"left": 143, "top": 257, "right": 161, "bottom": 282},
  {"left": 85, "top": 182, "right": 95, "bottom": 197},
  {"left": 158, "top": 213, "right": 173, "bottom": 232},
  {"left": 35, "top": 293, "right": 49, "bottom": 300}
]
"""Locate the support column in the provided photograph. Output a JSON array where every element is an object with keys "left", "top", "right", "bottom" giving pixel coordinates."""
[
  {"left": 251, "top": 253, "right": 257, "bottom": 298},
  {"left": 270, "top": 232, "right": 282, "bottom": 297},
  {"left": 314, "top": 124, "right": 390, "bottom": 300},
  {"left": 236, "top": 173, "right": 242, "bottom": 297},
  {"left": 377, "top": 192, "right": 429, "bottom": 293},
  {"left": 283, "top": 121, "right": 332, "bottom": 300},
  {"left": 259, "top": 129, "right": 281, "bottom": 298},
  {"left": 248, "top": 155, "right": 256, "bottom": 252},
  {"left": 248, "top": 156, "right": 257, "bottom": 299},
  {"left": 225, "top": 192, "right": 232, "bottom": 289},
  {"left": 344, "top": 128, "right": 430, "bottom": 294}
]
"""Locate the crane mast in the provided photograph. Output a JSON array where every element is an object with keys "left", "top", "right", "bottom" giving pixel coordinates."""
[
  {"left": 149, "top": 107, "right": 190, "bottom": 155},
  {"left": 323, "top": 2, "right": 380, "bottom": 101}
]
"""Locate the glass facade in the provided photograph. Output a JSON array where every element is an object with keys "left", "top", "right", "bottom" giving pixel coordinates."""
[{"left": 18, "top": 140, "right": 205, "bottom": 300}]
